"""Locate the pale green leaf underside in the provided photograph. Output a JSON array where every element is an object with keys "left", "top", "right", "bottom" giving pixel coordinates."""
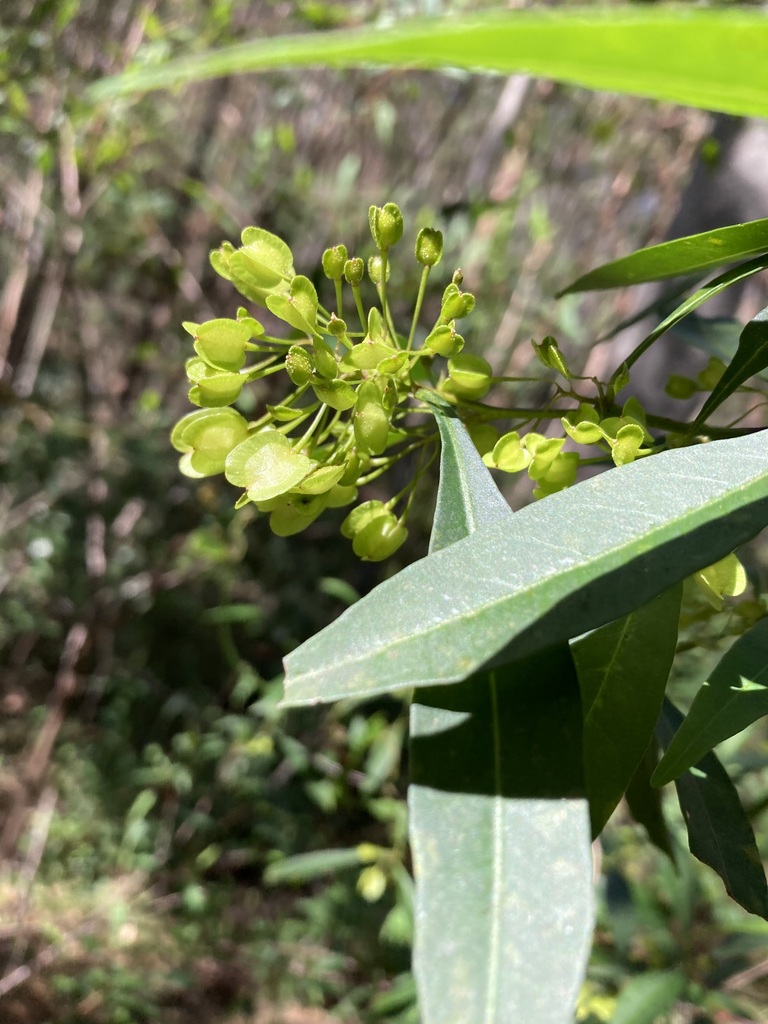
[
  {"left": 283, "top": 432, "right": 768, "bottom": 707},
  {"left": 409, "top": 790, "right": 592, "bottom": 1023},
  {"left": 653, "top": 617, "right": 768, "bottom": 786},
  {"left": 422, "top": 391, "right": 513, "bottom": 553},
  {"left": 89, "top": 8, "right": 768, "bottom": 123}
]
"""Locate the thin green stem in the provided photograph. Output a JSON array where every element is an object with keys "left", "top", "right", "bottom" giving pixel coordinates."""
[
  {"left": 334, "top": 279, "right": 343, "bottom": 318},
  {"left": 293, "top": 404, "right": 327, "bottom": 452},
  {"left": 407, "top": 266, "right": 431, "bottom": 351},
  {"left": 376, "top": 263, "right": 399, "bottom": 345},
  {"left": 644, "top": 412, "right": 757, "bottom": 439},
  {"left": 351, "top": 284, "right": 367, "bottom": 333}
]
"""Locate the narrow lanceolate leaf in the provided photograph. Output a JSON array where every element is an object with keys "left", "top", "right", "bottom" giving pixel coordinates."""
[
  {"left": 656, "top": 700, "right": 768, "bottom": 919},
  {"left": 89, "top": 8, "right": 768, "bottom": 123},
  {"left": 694, "top": 304, "right": 768, "bottom": 428},
  {"left": 610, "top": 969, "right": 686, "bottom": 1024},
  {"left": 624, "top": 742, "right": 673, "bottom": 859},
  {"left": 410, "top": 400, "right": 592, "bottom": 1024},
  {"left": 410, "top": 653, "right": 591, "bottom": 1024},
  {"left": 571, "top": 584, "right": 682, "bottom": 838},
  {"left": 283, "top": 431, "right": 768, "bottom": 707},
  {"left": 559, "top": 219, "right": 768, "bottom": 295},
  {"left": 263, "top": 847, "right": 367, "bottom": 886},
  {"left": 620, "top": 255, "right": 768, "bottom": 368},
  {"left": 653, "top": 617, "right": 768, "bottom": 787}
]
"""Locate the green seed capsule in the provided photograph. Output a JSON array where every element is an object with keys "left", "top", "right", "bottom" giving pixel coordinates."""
[
  {"left": 446, "top": 353, "right": 492, "bottom": 400},
  {"left": 340, "top": 500, "right": 389, "bottom": 540},
  {"left": 415, "top": 227, "right": 443, "bottom": 267},
  {"left": 352, "top": 514, "right": 408, "bottom": 561},
  {"left": 286, "top": 345, "right": 314, "bottom": 386},
  {"left": 369, "top": 202, "right": 404, "bottom": 251},
  {"left": 322, "top": 244, "right": 348, "bottom": 280},
  {"left": 344, "top": 257, "right": 364, "bottom": 286},
  {"left": 424, "top": 322, "right": 464, "bottom": 358},
  {"left": 354, "top": 380, "right": 391, "bottom": 455}
]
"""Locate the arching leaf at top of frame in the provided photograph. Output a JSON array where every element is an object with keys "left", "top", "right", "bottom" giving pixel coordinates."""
[{"left": 89, "top": 8, "right": 768, "bottom": 125}]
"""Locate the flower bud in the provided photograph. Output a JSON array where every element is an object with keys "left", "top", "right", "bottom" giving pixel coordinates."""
[
  {"left": 369, "top": 202, "right": 404, "bottom": 251},
  {"left": 532, "top": 336, "right": 570, "bottom": 379},
  {"left": 357, "top": 865, "right": 387, "bottom": 902},
  {"left": 367, "top": 256, "right": 391, "bottom": 286},
  {"left": 322, "top": 244, "right": 348, "bottom": 280},
  {"left": 344, "top": 257, "right": 364, "bottom": 286},
  {"left": 415, "top": 227, "right": 443, "bottom": 268},
  {"left": 327, "top": 314, "right": 348, "bottom": 339}
]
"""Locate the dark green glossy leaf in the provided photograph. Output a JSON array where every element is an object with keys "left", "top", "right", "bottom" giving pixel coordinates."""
[
  {"left": 571, "top": 584, "right": 681, "bottom": 838},
  {"left": 656, "top": 700, "right": 768, "bottom": 918},
  {"left": 695, "top": 305, "right": 768, "bottom": 428},
  {"left": 624, "top": 741, "right": 673, "bottom": 859},
  {"left": 559, "top": 220, "right": 768, "bottom": 295},
  {"left": 283, "top": 431, "right": 768, "bottom": 707},
  {"left": 610, "top": 969, "right": 686, "bottom": 1024},
  {"left": 653, "top": 617, "right": 768, "bottom": 786},
  {"left": 410, "top": 401, "right": 591, "bottom": 1024},
  {"left": 90, "top": 9, "right": 768, "bottom": 124}
]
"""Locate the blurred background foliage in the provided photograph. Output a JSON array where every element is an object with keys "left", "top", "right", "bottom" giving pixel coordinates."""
[{"left": 2, "top": 1, "right": 768, "bottom": 1021}]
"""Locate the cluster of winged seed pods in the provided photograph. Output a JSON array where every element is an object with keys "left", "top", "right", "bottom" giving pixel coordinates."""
[
  {"left": 172, "top": 203, "right": 489, "bottom": 560},
  {"left": 171, "top": 203, "right": 664, "bottom": 559}
]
